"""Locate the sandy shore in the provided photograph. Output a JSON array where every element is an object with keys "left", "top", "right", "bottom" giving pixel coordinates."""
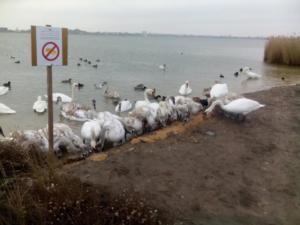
[{"left": 65, "top": 84, "right": 300, "bottom": 225}]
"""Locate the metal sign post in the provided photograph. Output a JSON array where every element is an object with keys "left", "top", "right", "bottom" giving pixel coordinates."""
[
  {"left": 31, "top": 25, "right": 68, "bottom": 155},
  {"left": 47, "top": 65, "right": 54, "bottom": 153}
]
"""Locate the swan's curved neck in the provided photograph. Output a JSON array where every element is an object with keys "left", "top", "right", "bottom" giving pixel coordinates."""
[
  {"left": 71, "top": 85, "right": 75, "bottom": 102},
  {"left": 144, "top": 91, "right": 150, "bottom": 103},
  {"left": 206, "top": 100, "right": 224, "bottom": 113}
]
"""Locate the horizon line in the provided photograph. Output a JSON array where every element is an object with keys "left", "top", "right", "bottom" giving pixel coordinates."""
[{"left": 1, "top": 26, "right": 298, "bottom": 39}]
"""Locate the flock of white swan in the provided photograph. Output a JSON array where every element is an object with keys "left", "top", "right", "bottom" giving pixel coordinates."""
[{"left": 0, "top": 66, "right": 265, "bottom": 158}]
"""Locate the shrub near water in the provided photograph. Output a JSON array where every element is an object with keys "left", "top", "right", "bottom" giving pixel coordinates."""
[
  {"left": 264, "top": 36, "right": 300, "bottom": 66},
  {"left": 0, "top": 142, "right": 170, "bottom": 225}
]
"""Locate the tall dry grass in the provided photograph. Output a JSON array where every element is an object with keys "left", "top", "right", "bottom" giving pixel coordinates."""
[
  {"left": 0, "top": 142, "right": 171, "bottom": 225},
  {"left": 264, "top": 36, "right": 300, "bottom": 66}
]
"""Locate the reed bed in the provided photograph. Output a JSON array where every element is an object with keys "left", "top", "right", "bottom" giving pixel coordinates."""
[{"left": 264, "top": 36, "right": 300, "bottom": 66}]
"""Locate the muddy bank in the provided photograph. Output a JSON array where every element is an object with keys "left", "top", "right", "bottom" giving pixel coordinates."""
[{"left": 65, "top": 84, "right": 300, "bottom": 225}]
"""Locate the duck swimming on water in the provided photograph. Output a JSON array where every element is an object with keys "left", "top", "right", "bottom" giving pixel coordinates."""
[{"left": 61, "top": 78, "right": 72, "bottom": 84}]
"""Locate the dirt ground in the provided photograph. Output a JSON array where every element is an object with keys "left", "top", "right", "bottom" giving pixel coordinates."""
[{"left": 65, "top": 84, "right": 300, "bottom": 225}]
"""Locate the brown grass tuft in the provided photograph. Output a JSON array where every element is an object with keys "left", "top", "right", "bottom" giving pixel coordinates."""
[
  {"left": 264, "top": 36, "right": 300, "bottom": 66},
  {"left": 0, "top": 142, "right": 171, "bottom": 225}
]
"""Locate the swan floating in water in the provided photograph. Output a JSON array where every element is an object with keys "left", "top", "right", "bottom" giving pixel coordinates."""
[
  {"left": 46, "top": 93, "right": 72, "bottom": 103},
  {"left": 0, "top": 86, "right": 9, "bottom": 96},
  {"left": 159, "top": 64, "right": 167, "bottom": 71},
  {"left": 0, "top": 103, "right": 16, "bottom": 114},
  {"left": 115, "top": 99, "right": 132, "bottom": 113},
  {"left": 45, "top": 83, "right": 76, "bottom": 103},
  {"left": 57, "top": 97, "right": 96, "bottom": 122},
  {"left": 104, "top": 86, "right": 120, "bottom": 99},
  {"left": 94, "top": 81, "right": 107, "bottom": 89},
  {"left": 33, "top": 96, "right": 47, "bottom": 113},
  {"left": 179, "top": 81, "right": 192, "bottom": 96},
  {"left": 205, "top": 97, "right": 265, "bottom": 119},
  {"left": 240, "top": 67, "right": 262, "bottom": 79}
]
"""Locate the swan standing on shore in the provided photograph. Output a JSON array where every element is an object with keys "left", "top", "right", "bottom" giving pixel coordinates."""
[
  {"left": 205, "top": 98, "right": 265, "bottom": 118},
  {"left": 10, "top": 123, "right": 88, "bottom": 157},
  {"left": 101, "top": 117, "right": 126, "bottom": 148},
  {"left": 210, "top": 83, "right": 228, "bottom": 99},
  {"left": 81, "top": 120, "right": 102, "bottom": 150},
  {"left": 179, "top": 81, "right": 192, "bottom": 96},
  {"left": 0, "top": 103, "right": 16, "bottom": 114},
  {"left": 33, "top": 96, "right": 47, "bottom": 113}
]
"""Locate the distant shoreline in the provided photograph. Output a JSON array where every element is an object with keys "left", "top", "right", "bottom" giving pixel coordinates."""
[{"left": 0, "top": 29, "right": 267, "bottom": 40}]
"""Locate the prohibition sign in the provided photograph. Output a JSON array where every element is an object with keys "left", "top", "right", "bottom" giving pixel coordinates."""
[{"left": 42, "top": 41, "right": 60, "bottom": 61}]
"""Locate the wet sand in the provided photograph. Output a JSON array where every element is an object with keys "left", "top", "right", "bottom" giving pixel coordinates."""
[{"left": 65, "top": 84, "right": 300, "bottom": 225}]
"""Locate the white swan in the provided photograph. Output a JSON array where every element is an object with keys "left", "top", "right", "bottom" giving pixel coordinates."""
[
  {"left": 241, "top": 67, "right": 262, "bottom": 79},
  {"left": 10, "top": 123, "right": 88, "bottom": 157},
  {"left": 157, "top": 100, "right": 172, "bottom": 126},
  {"left": 115, "top": 99, "right": 132, "bottom": 113},
  {"left": 130, "top": 105, "right": 157, "bottom": 131},
  {"left": 95, "top": 112, "right": 126, "bottom": 149},
  {"left": 210, "top": 83, "right": 228, "bottom": 99},
  {"left": 159, "top": 64, "right": 166, "bottom": 71},
  {"left": 57, "top": 96, "right": 93, "bottom": 122},
  {"left": 179, "top": 81, "right": 192, "bottom": 96},
  {"left": 33, "top": 96, "right": 47, "bottom": 113},
  {"left": 0, "top": 86, "right": 9, "bottom": 96},
  {"left": 101, "top": 118, "right": 125, "bottom": 147},
  {"left": 174, "top": 96, "right": 203, "bottom": 115},
  {"left": 95, "top": 81, "right": 107, "bottom": 89},
  {"left": 0, "top": 103, "right": 16, "bottom": 114},
  {"left": 81, "top": 120, "right": 102, "bottom": 149},
  {"left": 135, "top": 88, "right": 155, "bottom": 109},
  {"left": 205, "top": 98, "right": 265, "bottom": 116},
  {"left": 117, "top": 116, "right": 143, "bottom": 136},
  {"left": 45, "top": 83, "right": 76, "bottom": 103}
]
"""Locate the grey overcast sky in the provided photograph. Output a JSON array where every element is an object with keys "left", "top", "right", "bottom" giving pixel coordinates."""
[{"left": 0, "top": 0, "right": 299, "bottom": 36}]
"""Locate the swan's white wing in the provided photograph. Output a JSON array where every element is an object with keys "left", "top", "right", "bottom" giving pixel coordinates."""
[
  {"left": 0, "top": 103, "right": 16, "bottom": 114},
  {"left": 224, "top": 98, "right": 264, "bottom": 114},
  {"left": 0, "top": 86, "right": 9, "bottom": 96},
  {"left": 179, "top": 84, "right": 192, "bottom": 96},
  {"left": 46, "top": 93, "right": 72, "bottom": 103},
  {"left": 33, "top": 100, "right": 47, "bottom": 113},
  {"left": 246, "top": 71, "right": 261, "bottom": 78},
  {"left": 210, "top": 83, "right": 228, "bottom": 98}
]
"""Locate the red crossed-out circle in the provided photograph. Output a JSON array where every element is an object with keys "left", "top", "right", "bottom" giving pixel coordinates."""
[{"left": 42, "top": 41, "right": 60, "bottom": 61}]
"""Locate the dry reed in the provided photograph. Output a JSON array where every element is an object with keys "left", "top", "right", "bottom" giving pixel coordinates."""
[{"left": 264, "top": 36, "right": 300, "bottom": 66}]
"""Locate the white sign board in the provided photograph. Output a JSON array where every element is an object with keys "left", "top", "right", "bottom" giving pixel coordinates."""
[{"left": 31, "top": 26, "right": 68, "bottom": 66}]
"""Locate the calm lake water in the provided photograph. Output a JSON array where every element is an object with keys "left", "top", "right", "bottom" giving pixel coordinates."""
[{"left": 0, "top": 32, "right": 299, "bottom": 134}]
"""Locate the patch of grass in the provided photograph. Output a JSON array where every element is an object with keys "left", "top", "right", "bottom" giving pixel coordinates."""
[
  {"left": 0, "top": 142, "right": 171, "bottom": 225},
  {"left": 264, "top": 36, "right": 300, "bottom": 66}
]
